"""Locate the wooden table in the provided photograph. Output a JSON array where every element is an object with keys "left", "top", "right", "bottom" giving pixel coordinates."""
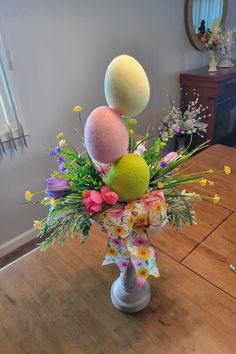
[{"left": 1, "top": 144, "right": 236, "bottom": 354}]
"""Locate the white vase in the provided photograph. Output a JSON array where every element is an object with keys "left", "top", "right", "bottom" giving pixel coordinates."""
[
  {"left": 111, "top": 261, "right": 151, "bottom": 313},
  {"left": 218, "top": 50, "right": 234, "bottom": 68},
  {"left": 208, "top": 50, "right": 218, "bottom": 72},
  {"left": 218, "top": 29, "right": 235, "bottom": 68}
]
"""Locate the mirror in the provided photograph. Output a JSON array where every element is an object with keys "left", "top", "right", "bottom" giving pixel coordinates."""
[{"left": 185, "top": 0, "right": 228, "bottom": 51}]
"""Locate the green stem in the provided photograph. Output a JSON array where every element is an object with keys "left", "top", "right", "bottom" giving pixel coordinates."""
[
  {"left": 77, "top": 112, "right": 84, "bottom": 137},
  {"left": 150, "top": 140, "right": 208, "bottom": 182},
  {"left": 179, "top": 133, "right": 193, "bottom": 155},
  {"left": 33, "top": 190, "right": 45, "bottom": 196},
  {"left": 134, "top": 133, "right": 161, "bottom": 150},
  {"left": 164, "top": 194, "right": 200, "bottom": 198},
  {"left": 158, "top": 175, "right": 205, "bottom": 189},
  {"left": 173, "top": 164, "right": 194, "bottom": 176}
]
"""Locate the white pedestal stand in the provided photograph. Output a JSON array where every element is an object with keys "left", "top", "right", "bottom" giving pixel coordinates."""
[
  {"left": 110, "top": 226, "right": 163, "bottom": 313},
  {"left": 111, "top": 261, "right": 151, "bottom": 313}
]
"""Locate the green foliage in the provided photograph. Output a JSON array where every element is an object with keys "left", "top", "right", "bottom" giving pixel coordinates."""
[
  {"left": 149, "top": 140, "right": 209, "bottom": 186},
  {"left": 38, "top": 142, "right": 104, "bottom": 251},
  {"left": 142, "top": 136, "right": 167, "bottom": 177},
  {"left": 165, "top": 188, "right": 200, "bottom": 230},
  {"left": 35, "top": 123, "right": 209, "bottom": 252}
]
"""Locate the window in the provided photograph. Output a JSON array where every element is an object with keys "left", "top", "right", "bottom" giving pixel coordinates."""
[
  {"left": 0, "top": 21, "right": 27, "bottom": 153},
  {"left": 192, "top": 0, "right": 223, "bottom": 34}
]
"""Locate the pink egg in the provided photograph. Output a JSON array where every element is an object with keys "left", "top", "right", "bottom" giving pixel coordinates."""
[{"left": 84, "top": 106, "right": 128, "bottom": 163}]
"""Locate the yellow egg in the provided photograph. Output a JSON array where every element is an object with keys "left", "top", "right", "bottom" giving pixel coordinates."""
[{"left": 104, "top": 55, "right": 150, "bottom": 117}]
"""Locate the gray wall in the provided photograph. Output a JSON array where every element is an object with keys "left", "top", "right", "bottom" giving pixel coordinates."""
[{"left": 0, "top": 0, "right": 234, "bottom": 246}]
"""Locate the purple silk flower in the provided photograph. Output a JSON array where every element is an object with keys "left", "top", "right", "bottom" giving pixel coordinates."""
[
  {"left": 171, "top": 123, "right": 180, "bottom": 133},
  {"left": 159, "top": 160, "right": 167, "bottom": 169},
  {"left": 46, "top": 177, "right": 70, "bottom": 198}
]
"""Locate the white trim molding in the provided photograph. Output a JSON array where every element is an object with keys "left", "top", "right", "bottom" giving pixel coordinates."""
[{"left": 0, "top": 228, "right": 36, "bottom": 257}]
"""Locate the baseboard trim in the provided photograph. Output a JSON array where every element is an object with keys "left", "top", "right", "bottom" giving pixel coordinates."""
[
  {"left": 0, "top": 229, "right": 49, "bottom": 269},
  {"left": 0, "top": 228, "right": 36, "bottom": 257},
  {"left": 0, "top": 240, "right": 40, "bottom": 270}
]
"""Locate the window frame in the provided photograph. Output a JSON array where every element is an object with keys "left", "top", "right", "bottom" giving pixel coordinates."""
[{"left": 0, "top": 18, "right": 27, "bottom": 150}]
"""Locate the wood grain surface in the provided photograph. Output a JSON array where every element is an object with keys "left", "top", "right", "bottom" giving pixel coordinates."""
[
  {"left": 180, "top": 144, "right": 236, "bottom": 212},
  {"left": 1, "top": 226, "right": 236, "bottom": 354},
  {"left": 182, "top": 213, "right": 236, "bottom": 298},
  {"left": 152, "top": 201, "right": 231, "bottom": 262},
  {"left": 1, "top": 144, "right": 236, "bottom": 353}
]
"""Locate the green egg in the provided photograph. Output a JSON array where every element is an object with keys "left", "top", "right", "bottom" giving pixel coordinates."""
[{"left": 107, "top": 154, "right": 150, "bottom": 202}]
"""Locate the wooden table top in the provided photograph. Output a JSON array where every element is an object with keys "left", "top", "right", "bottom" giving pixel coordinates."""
[{"left": 1, "top": 144, "right": 236, "bottom": 354}]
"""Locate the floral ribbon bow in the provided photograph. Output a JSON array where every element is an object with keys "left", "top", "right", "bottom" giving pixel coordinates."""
[{"left": 96, "top": 190, "right": 168, "bottom": 287}]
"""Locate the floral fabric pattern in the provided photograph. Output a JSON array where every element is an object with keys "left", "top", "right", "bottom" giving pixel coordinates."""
[{"left": 96, "top": 190, "right": 167, "bottom": 287}]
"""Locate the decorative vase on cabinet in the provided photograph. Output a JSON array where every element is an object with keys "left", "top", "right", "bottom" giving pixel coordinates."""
[{"left": 208, "top": 50, "right": 218, "bottom": 72}]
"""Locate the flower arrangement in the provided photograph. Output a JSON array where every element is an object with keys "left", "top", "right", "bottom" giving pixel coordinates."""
[
  {"left": 218, "top": 28, "right": 236, "bottom": 68},
  {"left": 161, "top": 91, "right": 209, "bottom": 137},
  {"left": 220, "top": 28, "right": 236, "bottom": 51},
  {"left": 25, "top": 55, "right": 231, "bottom": 289},
  {"left": 198, "top": 19, "right": 221, "bottom": 50},
  {"left": 198, "top": 19, "right": 222, "bottom": 72}
]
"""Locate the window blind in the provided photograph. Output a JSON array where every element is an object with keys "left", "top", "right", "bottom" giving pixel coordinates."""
[
  {"left": 0, "top": 26, "right": 27, "bottom": 153},
  {"left": 192, "top": 0, "right": 223, "bottom": 34}
]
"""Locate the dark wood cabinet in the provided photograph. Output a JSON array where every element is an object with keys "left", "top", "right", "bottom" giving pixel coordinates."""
[{"left": 180, "top": 62, "right": 236, "bottom": 148}]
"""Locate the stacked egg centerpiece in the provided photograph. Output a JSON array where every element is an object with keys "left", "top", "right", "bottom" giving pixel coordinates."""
[{"left": 84, "top": 55, "right": 150, "bottom": 202}]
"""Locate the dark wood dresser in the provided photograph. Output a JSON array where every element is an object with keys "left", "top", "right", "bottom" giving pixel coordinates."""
[{"left": 180, "top": 62, "right": 236, "bottom": 147}]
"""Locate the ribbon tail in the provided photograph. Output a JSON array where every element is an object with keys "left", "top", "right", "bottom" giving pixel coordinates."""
[
  {"left": 103, "top": 235, "right": 129, "bottom": 273},
  {"left": 125, "top": 227, "right": 160, "bottom": 288}
]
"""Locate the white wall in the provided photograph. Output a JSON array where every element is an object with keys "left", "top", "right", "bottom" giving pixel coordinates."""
[
  {"left": 0, "top": 0, "right": 233, "bottom": 247},
  {"left": 226, "top": 0, "right": 236, "bottom": 27}
]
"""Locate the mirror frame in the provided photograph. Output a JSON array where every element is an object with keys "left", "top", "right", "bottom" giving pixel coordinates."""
[{"left": 185, "top": 0, "right": 228, "bottom": 51}]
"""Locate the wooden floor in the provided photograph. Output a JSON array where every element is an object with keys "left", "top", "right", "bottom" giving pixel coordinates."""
[{"left": 0, "top": 144, "right": 236, "bottom": 354}]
